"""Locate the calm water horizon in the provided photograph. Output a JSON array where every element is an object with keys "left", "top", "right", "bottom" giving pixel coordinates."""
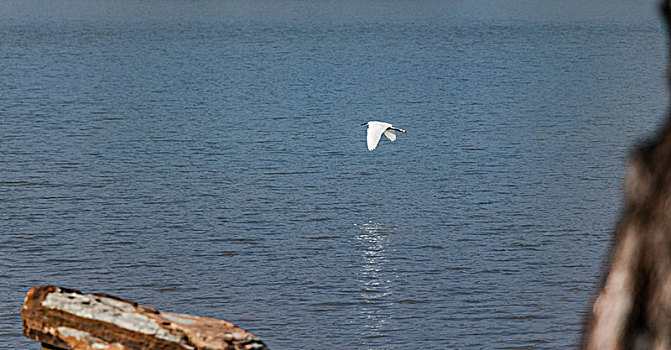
[{"left": 1, "top": 0, "right": 668, "bottom": 348}]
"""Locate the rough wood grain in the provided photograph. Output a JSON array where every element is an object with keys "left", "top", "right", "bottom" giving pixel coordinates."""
[
  {"left": 583, "top": 2, "right": 671, "bottom": 349},
  {"left": 21, "top": 286, "right": 268, "bottom": 350}
]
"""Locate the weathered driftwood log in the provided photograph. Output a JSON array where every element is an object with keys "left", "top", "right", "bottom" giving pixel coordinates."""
[
  {"left": 21, "top": 286, "right": 268, "bottom": 350},
  {"left": 583, "top": 2, "right": 671, "bottom": 349}
]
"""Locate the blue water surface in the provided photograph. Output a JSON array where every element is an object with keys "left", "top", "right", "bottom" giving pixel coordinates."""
[{"left": 1, "top": 0, "right": 667, "bottom": 348}]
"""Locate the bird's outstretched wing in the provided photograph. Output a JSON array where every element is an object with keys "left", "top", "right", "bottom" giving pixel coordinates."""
[
  {"left": 367, "top": 123, "right": 388, "bottom": 151},
  {"left": 383, "top": 129, "right": 396, "bottom": 142}
]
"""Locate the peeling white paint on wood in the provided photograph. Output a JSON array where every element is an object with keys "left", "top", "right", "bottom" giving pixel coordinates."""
[
  {"left": 22, "top": 286, "right": 268, "bottom": 350},
  {"left": 161, "top": 313, "right": 196, "bottom": 325},
  {"left": 57, "top": 327, "right": 126, "bottom": 350},
  {"left": 43, "top": 292, "right": 183, "bottom": 344},
  {"left": 57, "top": 326, "right": 93, "bottom": 340},
  {"left": 96, "top": 296, "right": 136, "bottom": 313}
]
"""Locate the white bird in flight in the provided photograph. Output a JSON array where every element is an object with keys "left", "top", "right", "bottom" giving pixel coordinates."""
[{"left": 361, "top": 121, "right": 406, "bottom": 151}]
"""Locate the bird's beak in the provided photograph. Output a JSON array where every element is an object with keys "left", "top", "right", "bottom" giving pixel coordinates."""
[
  {"left": 361, "top": 123, "right": 368, "bottom": 126},
  {"left": 399, "top": 129, "right": 407, "bottom": 133}
]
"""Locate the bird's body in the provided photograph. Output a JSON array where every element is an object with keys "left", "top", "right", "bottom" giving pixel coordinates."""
[{"left": 361, "top": 121, "right": 406, "bottom": 151}]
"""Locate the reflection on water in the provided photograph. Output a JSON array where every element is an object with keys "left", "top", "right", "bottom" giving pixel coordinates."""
[{"left": 356, "top": 220, "right": 394, "bottom": 339}]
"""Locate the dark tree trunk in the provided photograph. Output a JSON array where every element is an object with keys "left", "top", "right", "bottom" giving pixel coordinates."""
[{"left": 583, "top": 2, "right": 671, "bottom": 349}]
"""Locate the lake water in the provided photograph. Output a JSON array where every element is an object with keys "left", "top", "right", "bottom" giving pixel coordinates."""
[{"left": 1, "top": 0, "right": 668, "bottom": 348}]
